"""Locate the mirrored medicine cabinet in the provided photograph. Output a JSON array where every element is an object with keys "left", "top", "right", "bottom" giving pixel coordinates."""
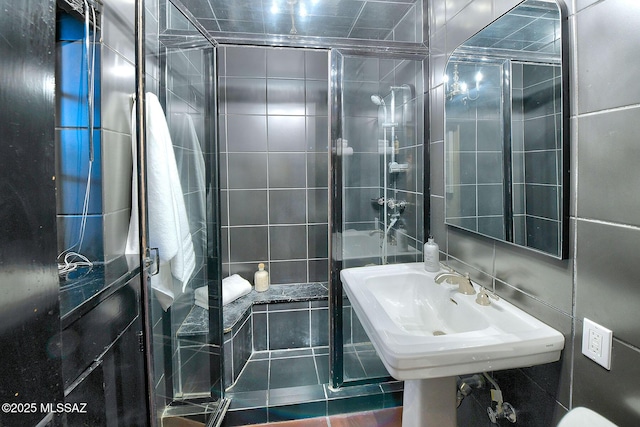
[{"left": 443, "top": 0, "right": 569, "bottom": 259}]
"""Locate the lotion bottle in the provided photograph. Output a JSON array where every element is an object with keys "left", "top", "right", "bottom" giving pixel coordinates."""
[
  {"left": 423, "top": 237, "right": 440, "bottom": 272},
  {"left": 254, "top": 263, "right": 270, "bottom": 292}
]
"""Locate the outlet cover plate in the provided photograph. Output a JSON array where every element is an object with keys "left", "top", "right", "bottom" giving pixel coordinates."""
[{"left": 582, "top": 318, "right": 613, "bottom": 370}]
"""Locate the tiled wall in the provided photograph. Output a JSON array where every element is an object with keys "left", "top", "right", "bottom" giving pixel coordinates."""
[
  {"left": 100, "top": 0, "right": 137, "bottom": 263},
  {"left": 341, "top": 55, "right": 383, "bottom": 233},
  {"left": 55, "top": 12, "right": 104, "bottom": 261},
  {"left": 218, "top": 45, "right": 330, "bottom": 285},
  {"left": 55, "top": 0, "right": 135, "bottom": 264},
  {"left": 512, "top": 62, "right": 563, "bottom": 253},
  {"left": 444, "top": 60, "right": 504, "bottom": 240},
  {"left": 341, "top": 55, "right": 425, "bottom": 262},
  {"left": 223, "top": 300, "right": 329, "bottom": 388},
  {"left": 429, "top": 0, "right": 640, "bottom": 425}
]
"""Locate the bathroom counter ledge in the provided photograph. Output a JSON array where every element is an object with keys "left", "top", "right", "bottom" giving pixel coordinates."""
[
  {"left": 58, "top": 255, "right": 141, "bottom": 329},
  {"left": 178, "top": 282, "right": 329, "bottom": 338}
]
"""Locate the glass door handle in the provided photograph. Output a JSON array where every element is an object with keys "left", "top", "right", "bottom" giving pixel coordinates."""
[{"left": 144, "top": 247, "right": 159, "bottom": 276}]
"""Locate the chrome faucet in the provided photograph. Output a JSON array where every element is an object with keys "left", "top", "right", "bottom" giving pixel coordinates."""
[{"left": 434, "top": 271, "right": 476, "bottom": 295}]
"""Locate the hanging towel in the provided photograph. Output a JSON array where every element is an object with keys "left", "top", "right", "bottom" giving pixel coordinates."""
[
  {"left": 173, "top": 113, "right": 207, "bottom": 254},
  {"left": 126, "top": 93, "right": 196, "bottom": 310}
]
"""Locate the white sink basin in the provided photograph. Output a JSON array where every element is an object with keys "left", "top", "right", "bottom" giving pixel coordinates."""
[
  {"left": 341, "top": 263, "right": 565, "bottom": 427},
  {"left": 341, "top": 262, "right": 565, "bottom": 380}
]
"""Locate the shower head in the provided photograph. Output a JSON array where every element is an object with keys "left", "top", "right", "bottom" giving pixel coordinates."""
[
  {"left": 371, "top": 94, "right": 388, "bottom": 121},
  {"left": 370, "top": 94, "right": 385, "bottom": 106}
]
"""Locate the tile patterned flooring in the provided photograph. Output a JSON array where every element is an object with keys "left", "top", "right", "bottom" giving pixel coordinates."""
[
  {"left": 249, "top": 407, "right": 403, "bottom": 426},
  {"left": 228, "top": 345, "right": 389, "bottom": 392},
  {"left": 223, "top": 344, "right": 401, "bottom": 426}
]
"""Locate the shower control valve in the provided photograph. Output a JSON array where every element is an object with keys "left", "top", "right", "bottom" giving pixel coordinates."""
[{"left": 387, "top": 198, "right": 407, "bottom": 211}]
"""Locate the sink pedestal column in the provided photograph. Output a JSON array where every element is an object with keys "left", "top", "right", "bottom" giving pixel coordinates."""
[{"left": 402, "top": 377, "right": 457, "bottom": 427}]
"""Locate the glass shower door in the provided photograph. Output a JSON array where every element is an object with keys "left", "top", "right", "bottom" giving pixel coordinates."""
[
  {"left": 330, "top": 50, "right": 425, "bottom": 386},
  {"left": 135, "top": 1, "right": 226, "bottom": 424}
]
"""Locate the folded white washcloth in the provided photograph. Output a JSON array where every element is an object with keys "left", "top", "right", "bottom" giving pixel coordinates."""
[
  {"left": 223, "top": 274, "right": 252, "bottom": 306},
  {"left": 194, "top": 297, "right": 208, "bottom": 310},
  {"left": 192, "top": 274, "right": 252, "bottom": 309},
  {"left": 194, "top": 285, "right": 208, "bottom": 309},
  {"left": 194, "top": 285, "right": 207, "bottom": 302}
]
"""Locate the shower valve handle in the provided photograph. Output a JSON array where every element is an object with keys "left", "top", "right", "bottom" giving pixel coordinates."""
[{"left": 387, "top": 199, "right": 407, "bottom": 210}]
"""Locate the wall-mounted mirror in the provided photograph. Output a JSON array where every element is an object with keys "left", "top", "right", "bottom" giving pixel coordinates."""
[{"left": 444, "top": 0, "right": 569, "bottom": 258}]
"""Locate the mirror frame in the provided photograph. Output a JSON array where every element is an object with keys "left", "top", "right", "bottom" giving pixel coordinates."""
[{"left": 443, "top": 0, "right": 570, "bottom": 259}]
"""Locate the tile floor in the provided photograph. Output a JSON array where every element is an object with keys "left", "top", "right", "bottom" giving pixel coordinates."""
[
  {"left": 249, "top": 407, "right": 403, "bottom": 426},
  {"left": 224, "top": 344, "right": 398, "bottom": 426},
  {"left": 227, "top": 345, "right": 389, "bottom": 393}
]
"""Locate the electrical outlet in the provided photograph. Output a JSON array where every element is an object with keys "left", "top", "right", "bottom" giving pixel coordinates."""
[{"left": 582, "top": 318, "right": 613, "bottom": 370}]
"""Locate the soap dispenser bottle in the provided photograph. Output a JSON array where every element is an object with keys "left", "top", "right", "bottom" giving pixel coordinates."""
[
  {"left": 254, "top": 263, "right": 270, "bottom": 292},
  {"left": 423, "top": 237, "right": 440, "bottom": 272}
]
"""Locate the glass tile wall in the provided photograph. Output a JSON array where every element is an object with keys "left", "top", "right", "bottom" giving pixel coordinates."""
[{"left": 219, "top": 45, "right": 330, "bottom": 285}]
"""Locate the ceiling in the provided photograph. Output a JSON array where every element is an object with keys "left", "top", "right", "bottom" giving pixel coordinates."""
[
  {"left": 463, "top": 0, "right": 561, "bottom": 56},
  {"left": 172, "top": 0, "right": 422, "bottom": 47}
]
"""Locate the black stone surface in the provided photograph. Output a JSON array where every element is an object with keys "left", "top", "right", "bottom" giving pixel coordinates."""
[
  {"left": 177, "top": 282, "right": 329, "bottom": 337},
  {"left": 59, "top": 255, "right": 141, "bottom": 328}
]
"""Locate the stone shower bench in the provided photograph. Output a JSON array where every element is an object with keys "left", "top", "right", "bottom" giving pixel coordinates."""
[
  {"left": 176, "top": 282, "right": 329, "bottom": 339},
  {"left": 175, "top": 282, "right": 329, "bottom": 393}
]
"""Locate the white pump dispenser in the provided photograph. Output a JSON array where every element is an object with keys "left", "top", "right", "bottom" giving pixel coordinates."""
[{"left": 423, "top": 237, "right": 440, "bottom": 272}]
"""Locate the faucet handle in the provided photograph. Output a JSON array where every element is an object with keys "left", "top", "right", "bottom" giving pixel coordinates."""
[
  {"left": 475, "top": 286, "right": 499, "bottom": 305},
  {"left": 476, "top": 288, "right": 491, "bottom": 306},
  {"left": 458, "top": 273, "right": 476, "bottom": 296}
]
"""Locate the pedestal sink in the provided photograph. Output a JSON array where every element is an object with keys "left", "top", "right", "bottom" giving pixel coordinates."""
[{"left": 340, "top": 263, "right": 565, "bottom": 427}]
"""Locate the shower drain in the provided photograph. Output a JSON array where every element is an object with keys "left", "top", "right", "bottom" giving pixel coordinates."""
[{"left": 433, "top": 330, "right": 446, "bottom": 336}]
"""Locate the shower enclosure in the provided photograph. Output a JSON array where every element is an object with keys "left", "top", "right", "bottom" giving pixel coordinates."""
[{"left": 134, "top": 1, "right": 426, "bottom": 424}]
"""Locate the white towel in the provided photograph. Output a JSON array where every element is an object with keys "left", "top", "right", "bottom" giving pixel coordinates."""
[
  {"left": 192, "top": 275, "right": 252, "bottom": 309},
  {"left": 173, "top": 113, "right": 206, "bottom": 253},
  {"left": 126, "top": 93, "right": 196, "bottom": 310},
  {"left": 194, "top": 287, "right": 208, "bottom": 310},
  {"left": 222, "top": 274, "right": 252, "bottom": 305}
]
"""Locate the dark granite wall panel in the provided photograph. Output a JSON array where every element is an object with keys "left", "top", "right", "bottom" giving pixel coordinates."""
[
  {"left": 0, "top": 1, "right": 64, "bottom": 425},
  {"left": 61, "top": 275, "right": 140, "bottom": 388}
]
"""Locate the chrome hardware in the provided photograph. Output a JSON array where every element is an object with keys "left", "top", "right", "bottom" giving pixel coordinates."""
[{"left": 145, "top": 247, "right": 159, "bottom": 276}]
